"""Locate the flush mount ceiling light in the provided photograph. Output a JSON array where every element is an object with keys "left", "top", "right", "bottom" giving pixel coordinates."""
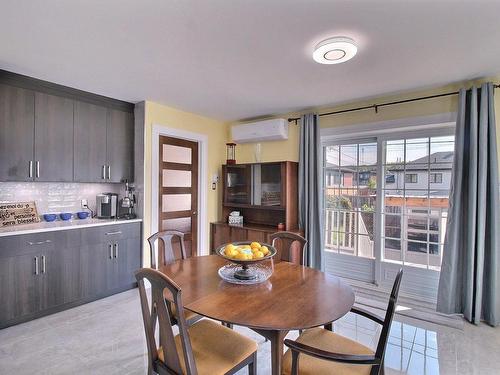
[{"left": 313, "top": 36, "right": 357, "bottom": 64}]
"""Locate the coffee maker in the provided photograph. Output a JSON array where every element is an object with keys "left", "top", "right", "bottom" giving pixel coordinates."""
[
  {"left": 96, "top": 193, "right": 118, "bottom": 218},
  {"left": 118, "top": 181, "right": 136, "bottom": 220}
]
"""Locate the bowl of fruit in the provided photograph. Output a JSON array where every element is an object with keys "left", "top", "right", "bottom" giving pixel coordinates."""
[{"left": 216, "top": 241, "right": 277, "bottom": 281}]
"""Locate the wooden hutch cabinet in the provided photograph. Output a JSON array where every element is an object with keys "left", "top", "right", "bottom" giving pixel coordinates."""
[{"left": 210, "top": 161, "right": 299, "bottom": 251}]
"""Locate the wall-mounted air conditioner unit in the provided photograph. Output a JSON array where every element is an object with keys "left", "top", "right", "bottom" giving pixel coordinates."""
[{"left": 231, "top": 119, "right": 288, "bottom": 144}]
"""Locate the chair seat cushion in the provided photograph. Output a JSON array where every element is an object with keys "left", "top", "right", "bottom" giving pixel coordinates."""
[
  {"left": 158, "top": 319, "right": 257, "bottom": 375},
  {"left": 282, "top": 328, "right": 375, "bottom": 375}
]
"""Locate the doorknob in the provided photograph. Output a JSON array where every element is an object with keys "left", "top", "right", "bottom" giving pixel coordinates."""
[{"left": 192, "top": 211, "right": 197, "bottom": 215}]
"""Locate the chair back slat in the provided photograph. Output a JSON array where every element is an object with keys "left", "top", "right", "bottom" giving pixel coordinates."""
[
  {"left": 135, "top": 268, "right": 197, "bottom": 375},
  {"left": 373, "top": 269, "right": 403, "bottom": 373},
  {"left": 270, "top": 231, "right": 308, "bottom": 265},
  {"left": 148, "top": 230, "right": 188, "bottom": 269}
]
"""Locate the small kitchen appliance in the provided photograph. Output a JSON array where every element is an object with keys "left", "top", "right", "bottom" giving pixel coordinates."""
[
  {"left": 118, "top": 181, "right": 137, "bottom": 220},
  {"left": 96, "top": 193, "right": 118, "bottom": 219}
]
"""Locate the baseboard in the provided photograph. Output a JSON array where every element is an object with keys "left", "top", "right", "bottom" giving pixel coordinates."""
[{"left": 0, "top": 283, "right": 137, "bottom": 330}]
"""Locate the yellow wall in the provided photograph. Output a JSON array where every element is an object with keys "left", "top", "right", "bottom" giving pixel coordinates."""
[
  {"left": 143, "top": 101, "right": 227, "bottom": 263},
  {"left": 230, "top": 77, "right": 500, "bottom": 163},
  {"left": 142, "top": 78, "right": 500, "bottom": 264}
]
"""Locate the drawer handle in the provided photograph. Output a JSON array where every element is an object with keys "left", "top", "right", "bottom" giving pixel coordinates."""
[
  {"left": 34, "top": 256, "right": 39, "bottom": 275},
  {"left": 27, "top": 240, "right": 52, "bottom": 245},
  {"left": 105, "top": 231, "right": 122, "bottom": 236}
]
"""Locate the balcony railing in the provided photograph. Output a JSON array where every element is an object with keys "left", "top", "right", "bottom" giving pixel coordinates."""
[{"left": 324, "top": 209, "right": 374, "bottom": 258}]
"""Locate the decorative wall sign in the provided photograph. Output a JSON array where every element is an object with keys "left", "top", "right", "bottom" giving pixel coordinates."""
[{"left": 0, "top": 201, "right": 40, "bottom": 227}]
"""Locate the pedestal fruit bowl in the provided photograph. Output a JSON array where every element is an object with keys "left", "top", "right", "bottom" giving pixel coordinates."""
[{"left": 215, "top": 241, "right": 277, "bottom": 281}]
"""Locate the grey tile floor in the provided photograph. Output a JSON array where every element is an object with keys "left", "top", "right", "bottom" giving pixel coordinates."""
[{"left": 0, "top": 288, "right": 499, "bottom": 374}]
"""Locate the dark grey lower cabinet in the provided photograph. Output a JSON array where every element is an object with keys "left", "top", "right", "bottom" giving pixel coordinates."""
[
  {"left": 0, "top": 253, "right": 41, "bottom": 322},
  {"left": 0, "top": 222, "right": 141, "bottom": 328}
]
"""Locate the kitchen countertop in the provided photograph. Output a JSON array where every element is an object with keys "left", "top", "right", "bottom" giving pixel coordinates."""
[{"left": 0, "top": 218, "right": 142, "bottom": 237}]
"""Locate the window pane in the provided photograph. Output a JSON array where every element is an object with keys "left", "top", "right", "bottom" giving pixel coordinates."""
[
  {"left": 408, "top": 241, "right": 427, "bottom": 253},
  {"left": 384, "top": 238, "right": 402, "bottom": 263},
  {"left": 162, "top": 217, "right": 191, "bottom": 233},
  {"left": 162, "top": 194, "right": 191, "bottom": 212},
  {"left": 325, "top": 146, "right": 340, "bottom": 167},
  {"left": 359, "top": 143, "right": 377, "bottom": 166},
  {"left": 340, "top": 145, "right": 358, "bottom": 167},
  {"left": 384, "top": 214, "right": 401, "bottom": 238},
  {"left": 386, "top": 141, "right": 404, "bottom": 164},
  {"left": 162, "top": 169, "right": 191, "bottom": 187},
  {"left": 162, "top": 144, "right": 192, "bottom": 164},
  {"left": 405, "top": 138, "right": 429, "bottom": 163}
]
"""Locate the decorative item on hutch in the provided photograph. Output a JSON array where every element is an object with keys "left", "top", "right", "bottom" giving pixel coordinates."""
[
  {"left": 228, "top": 211, "right": 243, "bottom": 225},
  {"left": 226, "top": 142, "right": 236, "bottom": 164}
]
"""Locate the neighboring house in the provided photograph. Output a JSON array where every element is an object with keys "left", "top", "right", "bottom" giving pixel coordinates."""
[{"left": 385, "top": 151, "right": 454, "bottom": 193}]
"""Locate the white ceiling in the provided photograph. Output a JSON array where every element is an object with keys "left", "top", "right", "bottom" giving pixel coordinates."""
[{"left": 1, "top": 0, "right": 500, "bottom": 121}]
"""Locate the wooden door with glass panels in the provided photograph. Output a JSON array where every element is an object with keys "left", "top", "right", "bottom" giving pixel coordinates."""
[{"left": 159, "top": 136, "right": 198, "bottom": 257}]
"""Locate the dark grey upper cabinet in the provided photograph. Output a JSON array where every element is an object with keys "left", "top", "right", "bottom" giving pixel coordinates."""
[
  {"left": 34, "top": 93, "right": 74, "bottom": 182},
  {"left": 0, "top": 70, "right": 135, "bottom": 184},
  {"left": 74, "top": 101, "right": 108, "bottom": 182},
  {"left": 0, "top": 84, "right": 34, "bottom": 181},
  {"left": 107, "top": 109, "right": 134, "bottom": 183}
]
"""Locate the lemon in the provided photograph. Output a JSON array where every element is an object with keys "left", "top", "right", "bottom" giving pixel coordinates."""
[
  {"left": 235, "top": 252, "right": 247, "bottom": 260},
  {"left": 254, "top": 251, "right": 264, "bottom": 259},
  {"left": 261, "top": 246, "right": 269, "bottom": 255},
  {"left": 250, "top": 242, "right": 261, "bottom": 249}
]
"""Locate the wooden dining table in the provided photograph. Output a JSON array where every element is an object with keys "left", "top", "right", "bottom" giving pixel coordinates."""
[{"left": 159, "top": 255, "right": 355, "bottom": 375}]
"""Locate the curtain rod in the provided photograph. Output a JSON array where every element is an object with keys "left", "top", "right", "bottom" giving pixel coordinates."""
[{"left": 288, "top": 84, "right": 500, "bottom": 124}]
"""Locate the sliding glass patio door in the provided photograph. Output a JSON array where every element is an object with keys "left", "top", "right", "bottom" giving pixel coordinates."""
[
  {"left": 323, "top": 139, "right": 378, "bottom": 283},
  {"left": 323, "top": 129, "right": 455, "bottom": 302}
]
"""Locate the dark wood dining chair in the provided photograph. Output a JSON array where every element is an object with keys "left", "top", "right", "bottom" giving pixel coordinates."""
[
  {"left": 283, "top": 269, "right": 403, "bottom": 375},
  {"left": 135, "top": 268, "right": 258, "bottom": 375},
  {"left": 147, "top": 230, "right": 201, "bottom": 326},
  {"left": 148, "top": 230, "right": 188, "bottom": 269},
  {"left": 270, "top": 231, "right": 308, "bottom": 266}
]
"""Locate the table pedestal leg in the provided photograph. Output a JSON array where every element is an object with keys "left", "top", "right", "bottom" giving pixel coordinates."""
[{"left": 253, "top": 329, "right": 288, "bottom": 375}]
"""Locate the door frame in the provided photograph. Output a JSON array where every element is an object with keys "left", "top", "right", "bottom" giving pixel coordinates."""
[{"left": 151, "top": 124, "right": 208, "bottom": 256}]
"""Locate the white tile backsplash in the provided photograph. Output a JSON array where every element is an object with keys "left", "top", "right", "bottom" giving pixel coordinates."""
[{"left": 0, "top": 182, "right": 123, "bottom": 215}]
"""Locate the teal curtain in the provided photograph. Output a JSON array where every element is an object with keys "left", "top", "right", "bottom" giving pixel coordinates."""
[
  {"left": 299, "top": 113, "right": 324, "bottom": 270},
  {"left": 437, "top": 83, "right": 500, "bottom": 326}
]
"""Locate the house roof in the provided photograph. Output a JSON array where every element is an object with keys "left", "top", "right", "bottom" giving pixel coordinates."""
[{"left": 387, "top": 151, "right": 454, "bottom": 171}]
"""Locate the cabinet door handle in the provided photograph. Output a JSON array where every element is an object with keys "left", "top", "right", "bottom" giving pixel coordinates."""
[
  {"left": 107, "top": 165, "right": 111, "bottom": 180},
  {"left": 109, "top": 244, "right": 113, "bottom": 259},
  {"left": 36, "top": 161, "right": 40, "bottom": 178},
  {"left": 27, "top": 240, "right": 52, "bottom": 246},
  {"left": 29, "top": 161, "right": 33, "bottom": 178},
  {"left": 113, "top": 243, "right": 119, "bottom": 258},
  {"left": 41, "top": 255, "right": 46, "bottom": 274},
  {"left": 105, "top": 231, "right": 122, "bottom": 236},
  {"left": 34, "top": 256, "right": 39, "bottom": 275},
  {"left": 102, "top": 165, "right": 106, "bottom": 179}
]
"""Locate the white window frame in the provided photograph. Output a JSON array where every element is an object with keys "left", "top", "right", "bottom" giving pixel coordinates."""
[{"left": 321, "top": 113, "right": 456, "bottom": 302}]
